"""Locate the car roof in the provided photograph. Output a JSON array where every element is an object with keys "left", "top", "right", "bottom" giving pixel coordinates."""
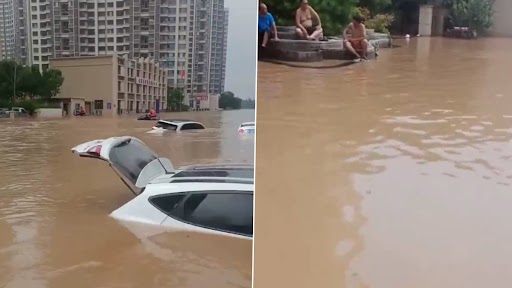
[
  {"left": 148, "top": 165, "right": 254, "bottom": 187},
  {"left": 143, "top": 181, "right": 254, "bottom": 197},
  {"left": 160, "top": 119, "right": 196, "bottom": 123},
  {"left": 157, "top": 119, "right": 205, "bottom": 127}
]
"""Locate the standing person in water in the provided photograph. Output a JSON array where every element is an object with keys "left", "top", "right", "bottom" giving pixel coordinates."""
[
  {"left": 343, "top": 15, "right": 369, "bottom": 61},
  {"left": 295, "top": 0, "right": 323, "bottom": 41},
  {"left": 258, "top": 3, "right": 278, "bottom": 48}
]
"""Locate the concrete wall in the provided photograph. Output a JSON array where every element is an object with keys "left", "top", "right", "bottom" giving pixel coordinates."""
[
  {"left": 491, "top": 0, "right": 512, "bottom": 37},
  {"left": 36, "top": 108, "right": 63, "bottom": 118},
  {"left": 50, "top": 56, "right": 115, "bottom": 115},
  {"left": 418, "top": 5, "right": 434, "bottom": 36}
]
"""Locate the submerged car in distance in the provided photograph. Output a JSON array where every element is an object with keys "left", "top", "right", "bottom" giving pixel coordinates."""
[
  {"left": 238, "top": 122, "right": 255, "bottom": 134},
  {"left": 138, "top": 114, "right": 160, "bottom": 121},
  {"left": 71, "top": 136, "right": 253, "bottom": 240},
  {"left": 152, "top": 119, "right": 206, "bottom": 132}
]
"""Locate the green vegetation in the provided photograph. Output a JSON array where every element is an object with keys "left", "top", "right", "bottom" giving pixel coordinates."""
[
  {"left": 241, "top": 98, "right": 256, "bottom": 109},
  {"left": 265, "top": 0, "right": 358, "bottom": 35},
  {"left": 265, "top": 0, "right": 500, "bottom": 36},
  {"left": 219, "top": 91, "right": 242, "bottom": 110},
  {"left": 355, "top": 7, "right": 394, "bottom": 34},
  {"left": 166, "top": 88, "right": 188, "bottom": 111},
  {"left": 0, "top": 60, "right": 64, "bottom": 115},
  {"left": 448, "top": 0, "right": 495, "bottom": 33},
  {"left": 263, "top": 0, "right": 405, "bottom": 35}
]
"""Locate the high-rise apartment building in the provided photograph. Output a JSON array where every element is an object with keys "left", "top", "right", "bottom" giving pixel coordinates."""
[
  {"left": 0, "top": 0, "right": 15, "bottom": 60},
  {"left": 219, "top": 8, "right": 227, "bottom": 94},
  {"left": 9, "top": 0, "right": 229, "bottom": 100},
  {"left": 206, "top": 4, "right": 226, "bottom": 95}
]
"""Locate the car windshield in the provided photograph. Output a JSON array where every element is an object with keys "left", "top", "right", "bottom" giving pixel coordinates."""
[
  {"left": 155, "top": 121, "right": 178, "bottom": 130},
  {"left": 241, "top": 123, "right": 254, "bottom": 128}
]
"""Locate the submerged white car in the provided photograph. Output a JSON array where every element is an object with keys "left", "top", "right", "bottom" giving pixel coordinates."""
[
  {"left": 238, "top": 122, "right": 255, "bottom": 134},
  {"left": 152, "top": 119, "right": 206, "bottom": 132},
  {"left": 71, "top": 136, "right": 253, "bottom": 240}
]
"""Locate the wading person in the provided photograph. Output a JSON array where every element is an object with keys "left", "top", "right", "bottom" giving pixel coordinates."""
[
  {"left": 343, "top": 15, "right": 369, "bottom": 61},
  {"left": 295, "top": 0, "right": 323, "bottom": 41},
  {"left": 258, "top": 3, "right": 278, "bottom": 48}
]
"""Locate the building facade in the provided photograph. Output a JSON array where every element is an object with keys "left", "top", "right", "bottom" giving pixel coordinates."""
[
  {"left": 50, "top": 54, "right": 167, "bottom": 116},
  {"left": 16, "top": 0, "right": 228, "bottom": 105},
  {"left": 219, "top": 8, "right": 227, "bottom": 93},
  {"left": 0, "top": 0, "right": 15, "bottom": 60}
]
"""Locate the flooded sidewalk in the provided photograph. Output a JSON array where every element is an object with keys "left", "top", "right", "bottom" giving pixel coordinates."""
[{"left": 254, "top": 37, "right": 512, "bottom": 288}]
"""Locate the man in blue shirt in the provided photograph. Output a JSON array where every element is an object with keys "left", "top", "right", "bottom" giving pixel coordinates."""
[{"left": 258, "top": 3, "right": 278, "bottom": 47}]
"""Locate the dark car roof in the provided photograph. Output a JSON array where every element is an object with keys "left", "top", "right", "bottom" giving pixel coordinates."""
[{"left": 161, "top": 119, "right": 196, "bottom": 123}]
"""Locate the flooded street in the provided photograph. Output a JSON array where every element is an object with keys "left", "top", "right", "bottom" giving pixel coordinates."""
[
  {"left": 254, "top": 38, "right": 512, "bottom": 288},
  {"left": 0, "top": 110, "right": 254, "bottom": 288}
]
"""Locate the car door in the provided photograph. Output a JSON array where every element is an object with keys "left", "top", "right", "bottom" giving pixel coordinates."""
[{"left": 158, "top": 190, "right": 253, "bottom": 239}]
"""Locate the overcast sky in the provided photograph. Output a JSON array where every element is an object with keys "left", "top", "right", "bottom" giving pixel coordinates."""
[{"left": 223, "top": 0, "right": 257, "bottom": 100}]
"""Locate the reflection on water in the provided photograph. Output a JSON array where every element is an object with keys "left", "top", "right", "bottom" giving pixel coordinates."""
[
  {"left": 0, "top": 110, "right": 254, "bottom": 288},
  {"left": 254, "top": 38, "right": 512, "bottom": 288}
]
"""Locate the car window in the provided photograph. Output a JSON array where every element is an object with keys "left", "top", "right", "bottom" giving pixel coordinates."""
[
  {"left": 181, "top": 123, "right": 205, "bottom": 130},
  {"left": 149, "top": 193, "right": 186, "bottom": 215},
  {"left": 241, "top": 124, "right": 254, "bottom": 128},
  {"left": 182, "top": 192, "right": 253, "bottom": 236},
  {"left": 109, "top": 140, "right": 158, "bottom": 184},
  {"left": 173, "top": 169, "right": 254, "bottom": 179},
  {"left": 155, "top": 122, "right": 178, "bottom": 130}
]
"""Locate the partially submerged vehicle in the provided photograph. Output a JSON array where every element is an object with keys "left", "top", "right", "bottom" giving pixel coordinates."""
[
  {"left": 138, "top": 114, "right": 160, "bottom": 121},
  {"left": 238, "top": 122, "right": 255, "bottom": 134},
  {"left": 71, "top": 136, "right": 253, "bottom": 240},
  {"left": 152, "top": 119, "right": 206, "bottom": 132}
]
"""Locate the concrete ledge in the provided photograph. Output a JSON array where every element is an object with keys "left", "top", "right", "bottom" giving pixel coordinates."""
[
  {"left": 322, "top": 45, "right": 376, "bottom": 60},
  {"left": 260, "top": 26, "right": 391, "bottom": 63},
  {"left": 270, "top": 38, "right": 343, "bottom": 52},
  {"left": 268, "top": 49, "right": 324, "bottom": 62},
  {"left": 277, "top": 26, "right": 296, "bottom": 33}
]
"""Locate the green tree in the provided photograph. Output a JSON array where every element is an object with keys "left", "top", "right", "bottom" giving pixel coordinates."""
[
  {"left": 241, "top": 98, "right": 256, "bottom": 109},
  {"left": 450, "top": 0, "right": 494, "bottom": 33},
  {"left": 167, "top": 88, "right": 185, "bottom": 111},
  {"left": 219, "top": 91, "right": 242, "bottom": 110},
  {"left": 0, "top": 61, "right": 23, "bottom": 101},
  {"left": 0, "top": 60, "right": 64, "bottom": 108},
  {"left": 40, "top": 69, "right": 64, "bottom": 99},
  {"left": 19, "top": 65, "right": 43, "bottom": 99},
  {"left": 265, "top": 0, "right": 359, "bottom": 35}
]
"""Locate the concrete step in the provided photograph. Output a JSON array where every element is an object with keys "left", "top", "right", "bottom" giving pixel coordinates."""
[
  {"left": 277, "top": 26, "right": 296, "bottom": 33},
  {"left": 277, "top": 31, "right": 297, "bottom": 40},
  {"left": 322, "top": 45, "right": 376, "bottom": 61},
  {"left": 270, "top": 38, "right": 343, "bottom": 52},
  {"left": 268, "top": 50, "right": 324, "bottom": 62}
]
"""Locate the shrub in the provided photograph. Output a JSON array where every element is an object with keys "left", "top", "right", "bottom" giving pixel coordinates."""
[
  {"left": 16, "top": 100, "right": 40, "bottom": 115},
  {"left": 450, "top": 0, "right": 494, "bottom": 33},
  {"left": 355, "top": 7, "right": 394, "bottom": 34}
]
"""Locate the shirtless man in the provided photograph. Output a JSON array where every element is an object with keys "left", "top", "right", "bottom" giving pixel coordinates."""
[
  {"left": 295, "top": 0, "right": 323, "bottom": 41},
  {"left": 343, "top": 15, "right": 369, "bottom": 61}
]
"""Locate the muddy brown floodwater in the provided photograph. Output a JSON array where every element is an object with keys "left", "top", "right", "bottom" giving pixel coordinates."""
[
  {"left": 255, "top": 38, "right": 512, "bottom": 288},
  {"left": 0, "top": 110, "right": 254, "bottom": 288}
]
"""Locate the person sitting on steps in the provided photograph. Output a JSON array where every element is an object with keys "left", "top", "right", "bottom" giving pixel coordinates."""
[
  {"left": 295, "top": 0, "right": 323, "bottom": 41},
  {"left": 343, "top": 15, "right": 369, "bottom": 61},
  {"left": 258, "top": 3, "right": 278, "bottom": 48}
]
